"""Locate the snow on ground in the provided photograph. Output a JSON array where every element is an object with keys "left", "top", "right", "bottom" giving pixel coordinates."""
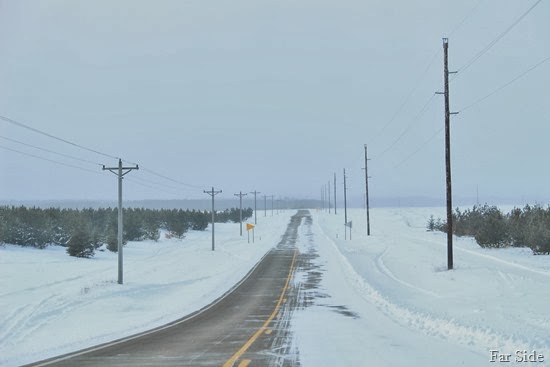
[
  {"left": 0, "top": 211, "right": 293, "bottom": 367},
  {"left": 3, "top": 206, "right": 550, "bottom": 367},
  {"left": 292, "top": 207, "right": 550, "bottom": 366}
]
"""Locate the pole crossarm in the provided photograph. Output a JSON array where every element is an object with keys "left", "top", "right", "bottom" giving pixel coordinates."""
[{"left": 102, "top": 165, "right": 139, "bottom": 174}]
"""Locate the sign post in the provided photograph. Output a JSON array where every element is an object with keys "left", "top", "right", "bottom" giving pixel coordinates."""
[{"left": 246, "top": 223, "right": 255, "bottom": 244}]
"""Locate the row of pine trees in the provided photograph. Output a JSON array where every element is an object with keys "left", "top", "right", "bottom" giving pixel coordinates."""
[
  {"left": 0, "top": 206, "right": 252, "bottom": 258},
  {"left": 428, "top": 204, "right": 550, "bottom": 254}
]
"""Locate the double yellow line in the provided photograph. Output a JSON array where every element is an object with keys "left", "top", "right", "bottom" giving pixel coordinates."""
[{"left": 223, "top": 249, "right": 298, "bottom": 367}]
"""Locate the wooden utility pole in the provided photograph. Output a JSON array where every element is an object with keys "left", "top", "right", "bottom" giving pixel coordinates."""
[
  {"left": 234, "top": 191, "right": 247, "bottom": 236},
  {"left": 250, "top": 190, "right": 261, "bottom": 224},
  {"left": 102, "top": 159, "right": 138, "bottom": 285},
  {"left": 204, "top": 187, "right": 222, "bottom": 251},
  {"left": 328, "top": 179, "right": 331, "bottom": 214},
  {"left": 343, "top": 168, "right": 348, "bottom": 240},
  {"left": 442, "top": 38, "right": 458, "bottom": 270},
  {"left": 334, "top": 172, "right": 337, "bottom": 215},
  {"left": 364, "top": 144, "right": 371, "bottom": 236}
]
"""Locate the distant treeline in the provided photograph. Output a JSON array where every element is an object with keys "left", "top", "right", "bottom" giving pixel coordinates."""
[
  {"left": 428, "top": 204, "right": 550, "bottom": 254},
  {"left": 0, "top": 206, "right": 252, "bottom": 258}
]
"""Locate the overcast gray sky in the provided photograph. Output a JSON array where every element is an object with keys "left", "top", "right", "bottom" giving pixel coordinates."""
[{"left": 0, "top": 0, "right": 548, "bottom": 205}]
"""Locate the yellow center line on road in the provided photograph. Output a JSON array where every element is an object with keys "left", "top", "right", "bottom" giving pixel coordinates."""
[
  {"left": 238, "top": 359, "right": 251, "bottom": 367},
  {"left": 222, "top": 249, "right": 298, "bottom": 367}
]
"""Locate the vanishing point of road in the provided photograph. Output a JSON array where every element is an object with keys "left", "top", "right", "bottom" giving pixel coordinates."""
[{"left": 26, "top": 210, "right": 310, "bottom": 367}]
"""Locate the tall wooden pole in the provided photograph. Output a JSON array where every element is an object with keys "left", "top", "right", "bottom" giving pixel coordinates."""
[
  {"left": 443, "top": 38, "right": 453, "bottom": 270},
  {"left": 204, "top": 187, "right": 222, "bottom": 251},
  {"left": 343, "top": 168, "right": 348, "bottom": 240},
  {"left": 334, "top": 172, "right": 337, "bottom": 215},
  {"left": 364, "top": 144, "right": 371, "bottom": 236}
]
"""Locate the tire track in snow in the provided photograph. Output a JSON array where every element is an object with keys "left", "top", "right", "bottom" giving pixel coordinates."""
[
  {"left": 454, "top": 245, "right": 550, "bottom": 278},
  {"left": 314, "top": 220, "right": 549, "bottom": 355},
  {"left": 0, "top": 294, "right": 64, "bottom": 349},
  {"left": 374, "top": 248, "right": 442, "bottom": 298}
]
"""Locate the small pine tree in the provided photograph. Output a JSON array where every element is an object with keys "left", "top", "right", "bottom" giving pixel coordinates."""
[
  {"left": 66, "top": 227, "right": 95, "bottom": 258},
  {"left": 106, "top": 227, "right": 120, "bottom": 252},
  {"left": 426, "top": 215, "right": 436, "bottom": 231}
]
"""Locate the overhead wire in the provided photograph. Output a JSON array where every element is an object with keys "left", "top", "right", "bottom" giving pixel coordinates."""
[
  {"left": 139, "top": 167, "right": 205, "bottom": 190},
  {"left": 379, "top": 0, "right": 542, "bottom": 168},
  {"left": 0, "top": 144, "right": 106, "bottom": 175},
  {"left": 456, "top": 0, "right": 543, "bottom": 76},
  {"left": 0, "top": 114, "right": 209, "bottom": 194},
  {"left": 373, "top": 49, "right": 440, "bottom": 142},
  {"left": 0, "top": 114, "right": 120, "bottom": 161},
  {"left": 375, "top": 93, "right": 438, "bottom": 159},
  {"left": 394, "top": 127, "right": 444, "bottom": 168},
  {"left": 448, "top": 0, "right": 486, "bottom": 37},
  {"left": 0, "top": 134, "right": 103, "bottom": 167},
  {"left": 372, "top": 0, "right": 486, "bottom": 158},
  {"left": 460, "top": 54, "right": 550, "bottom": 113},
  {"left": 124, "top": 177, "right": 197, "bottom": 198}
]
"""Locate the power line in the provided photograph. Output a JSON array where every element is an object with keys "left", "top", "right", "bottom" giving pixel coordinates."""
[
  {"left": 0, "top": 114, "right": 207, "bottom": 194},
  {"left": 139, "top": 167, "right": 204, "bottom": 190},
  {"left": 0, "top": 114, "right": 120, "bottom": 160},
  {"left": 125, "top": 176, "right": 199, "bottom": 198},
  {"left": 448, "top": 0, "right": 486, "bottom": 37},
  {"left": 375, "top": 93, "right": 437, "bottom": 159},
  {"left": 460, "top": 54, "right": 550, "bottom": 112},
  {"left": 394, "top": 127, "right": 444, "bottom": 168},
  {"left": 0, "top": 144, "right": 104, "bottom": 175},
  {"left": 0, "top": 134, "right": 103, "bottom": 166},
  {"left": 457, "top": 0, "right": 543, "bottom": 75},
  {"left": 129, "top": 175, "right": 195, "bottom": 193},
  {"left": 372, "top": 1, "right": 486, "bottom": 143},
  {"left": 373, "top": 49, "right": 440, "bottom": 140}
]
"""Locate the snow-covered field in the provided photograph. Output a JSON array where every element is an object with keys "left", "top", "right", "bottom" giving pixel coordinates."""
[
  {"left": 2, "top": 207, "right": 550, "bottom": 367},
  {"left": 292, "top": 208, "right": 550, "bottom": 366},
  {"left": 0, "top": 211, "right": 293, "bottom": 367}
]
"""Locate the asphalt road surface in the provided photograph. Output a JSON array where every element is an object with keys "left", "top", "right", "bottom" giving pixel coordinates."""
[{"left": 27, "top": 210, "right": 309, "bottom": 367}]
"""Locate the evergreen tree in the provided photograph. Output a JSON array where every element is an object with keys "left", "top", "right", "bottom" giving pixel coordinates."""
[{"left": 66, "top": 225, "right": 95, "bottom": 258}]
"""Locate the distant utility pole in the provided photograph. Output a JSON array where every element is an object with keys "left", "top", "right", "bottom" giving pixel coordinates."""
[
  {"left": 364, "top": 144, "right": 371, "bottom": 236},
  {"left": 270, "top": 195, "right": 274, "bottom": 216},
  {"left": 334, "top": 172, "right": 337, "bottom": 215},
  {"left": 234, "top": 191, "right": 247, "bottom": 236},
  {"left": 204, "top": 187, "right": 222, "bottom": 251},
  {"left": 343, "top": 168, "right": 348, "bottom": 240},
  {"left": 102, "top": 159, "right": 138, "bottom": 285},
  {"left": 263, "top": 194, "right": 267, "bottom": 217},
  {"left": 250, "top": 190, "right": 261, "bottom": 224},
  {"left": 328, "top": 179, "right": 331, "bottom": 214},
  {"left": 437, "top": 38, "right": 459, "bottom": 270}
]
